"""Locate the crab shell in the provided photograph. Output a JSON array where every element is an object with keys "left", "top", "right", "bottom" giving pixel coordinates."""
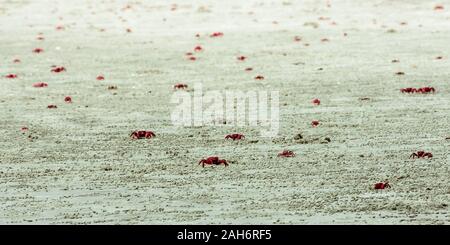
[
  {"left": 225, "top": 134, "right": 245, "bottom": 140},
  {"left": 173, "top": 84, "right": 188, "bottom": 89},
  {"left": 33, "top": 82, "right": 48, "bottom": 88},
  {"left": 51, "top": 67, "right": 66, "bottom": 73},
  {"left": 312, "top": 98, "right": 321, "bottom": 105},
  {"left": 374, "top": 182, "right": 391, "bottom": 189},
  {"left": 199, "top": 157, "right": 228, "bottom": 167},
  {"left": 278, "top": 150, "right": 295, "bottom": 157}
]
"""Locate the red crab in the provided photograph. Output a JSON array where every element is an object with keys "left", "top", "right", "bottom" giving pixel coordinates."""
[
  {"left": 37, "top": 36, "right": 45, "bottom": 40},
  {"left": 21, "top": 127, "right": 29, "bottom": 131},
  {"left": 13, "top": 59, "right": 21, "bottom": 63},
  {"left": 401, "top": 87, "right": 435, "bottom": 94},
  {"left": 225, "top": 134, "right": 245, "bottom": 140},
  {"left": 278, "top": 150, "right": 296, "bottom": 157},
  {"left": 400, "top": 88, "right": 417, "bottom": 93},
  {"left": 254, "top": 75, "right": 264, "bottom": 80},
  {"left": 64, "top": 96, "right": 72, "bottom": 103},
  {"left": 130, "top": 130, "right": 156, "bottom": 139},
  {"left": 237, "top": 56, "right": 246, "bottom": 61},
  {"left": 186, "top": 52, "right": 193, "bottom": 56},
  {"left": 56, "top": 25, "right": 65, "bottom": 30},
  {"left": 434, "top": 5, "right": 444, "bottom": 10},
  {"left": 5, "top": 74, "right": 18, "bottom": 79},
  {"left": 32, "top": 82, "right": 48, "bottom": 88},
  {"left": 245, "top": 67, "right": 253, "bottom": 71},
  {"left": 311, "top": 120, "right": 320, "bottom": 127},
  {"left": 194, "top": 46, "right": 203, "bottom": 52},
  {"left": 312, "top": 98, "right": 321, "bottom": 105},
  {"left": 321, "top": 38, "right": 329, "bottom": 42},
  {"left": 96, "top": 75, "right": 105, "bottom": 80},
  {"left": 210, "top": 32, "right": 224, "bottom": 38},
  {"left": 188, "top": 56, "right": 196, "bottom": 61},
  {"left": 173, "top": 83, "right": 188, "bottom": 90},
  {"left": 47, "top": 105, "right": 57, "bottom": 109},
  {"left": 374, "top": 181, "right": 391, "bottom": 190},
  {"left": 294, "top": 36, "right": 302, "bottom": 42},
  {"left": 199, "top": 156, "right": 228, "bottom": 167},
  {"left": 33, "top": 48, "right": 44, "bottom": 53},
  {"left": 51, "top": 66, "right": 66, "bottom": 73},
  {"left": 410, "top": 151, "right": 433, "bottom": 159}
]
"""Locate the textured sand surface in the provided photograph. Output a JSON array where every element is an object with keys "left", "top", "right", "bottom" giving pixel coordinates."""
[{"left": 0, "top": 0, "right": 449, "bottom": 224}]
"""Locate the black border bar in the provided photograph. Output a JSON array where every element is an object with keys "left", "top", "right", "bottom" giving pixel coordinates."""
[{"left": 0, "top": 225, "right": 447, "bottom": 243}]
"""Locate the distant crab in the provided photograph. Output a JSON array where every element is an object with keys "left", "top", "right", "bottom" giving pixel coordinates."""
[
  {"left": 194, "top": 46, "right": 203, "bottom": 52},
  {"left": 173, "top": 83, "right": 188, "bottom": 90},
  {"left": 5, "top": 74, "right": 17, "bottom": 79},
  {"left": 374, "top": 181, "right": 391, "bottom": 190},
  {"left": 64, "top": 96, "right": 72, "bottom": 103},
  {"left": 225, "top": 133, "right": 245, "bottom": 140},
  {"left": 410, "top": 151, "right": 433, "bottom": 159},
  {"left": 210, "top": 32, "right": 224, "bottom": 38},
  {"left": 401, "top": 87, "right": 435, "bottom": 94},
  {"left": 33, "top": 82, "right": 48, "bottom": 88},
  {"left": 400, "top": 88, "right": 417, "bottom": 93},
  {"left": 416, "top": 87, "right": 435, "bottom": 94},
  {"left": 312, "top": 98, "right": 321, "bottom": 105},
  {"left": 33, "top": 48, "right": 44, "bottom": 53},
  {"left": 278, "top": 150, "right": 295, "bottom": 157},
  {"left": 130, "top": 130, "right": 156, "bottom": 139},
  {"left": 311, "top": 120, "right": 320, "bottom": 127},
  {"left": 199, "top": 156, "right": 228, "bottom": 167},
  {"left": 237, "top": 56, "right": 246, "bottom": 61},
  {"left": 51, "top": 66, "right": 66, "bottom": 73}
]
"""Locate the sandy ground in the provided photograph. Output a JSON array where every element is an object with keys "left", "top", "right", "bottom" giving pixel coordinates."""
[{"left": 0, "top": 0, "right": 449, "bottom": 224}]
